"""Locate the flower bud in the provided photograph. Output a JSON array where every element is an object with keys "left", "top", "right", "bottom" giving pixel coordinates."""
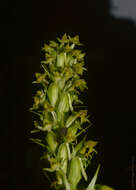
[
  {"left": 47, "top": 82, "right": 59, "bottom": 107},
  {"left": 46, "top": 132, "right": 58, "bottom": 153}
]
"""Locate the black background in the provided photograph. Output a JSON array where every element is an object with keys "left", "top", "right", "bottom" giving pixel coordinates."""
[{"left": 1, "top": 1, "right": 136, "bottom": 190}]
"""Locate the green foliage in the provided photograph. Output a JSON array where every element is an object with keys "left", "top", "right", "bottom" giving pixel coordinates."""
[
  {"left": 86, "top": 165, "right": 100, "bottom": 190},
  {"left": 29, "top": 34, "right": 114, "bottom": 190}
]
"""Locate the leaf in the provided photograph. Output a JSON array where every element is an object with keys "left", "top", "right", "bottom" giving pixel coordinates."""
[{"left": 86, "top": 164, "right": 100, "bottom": 190}]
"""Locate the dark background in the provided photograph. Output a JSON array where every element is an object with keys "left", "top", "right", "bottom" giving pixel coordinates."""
[{"left": 1, "top": 1, "right": 136, "bottom": 190}]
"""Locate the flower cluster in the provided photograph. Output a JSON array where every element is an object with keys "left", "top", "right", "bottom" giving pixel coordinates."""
[{"left": 29, "top": 34, "right": 114, "bottom": 190}]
